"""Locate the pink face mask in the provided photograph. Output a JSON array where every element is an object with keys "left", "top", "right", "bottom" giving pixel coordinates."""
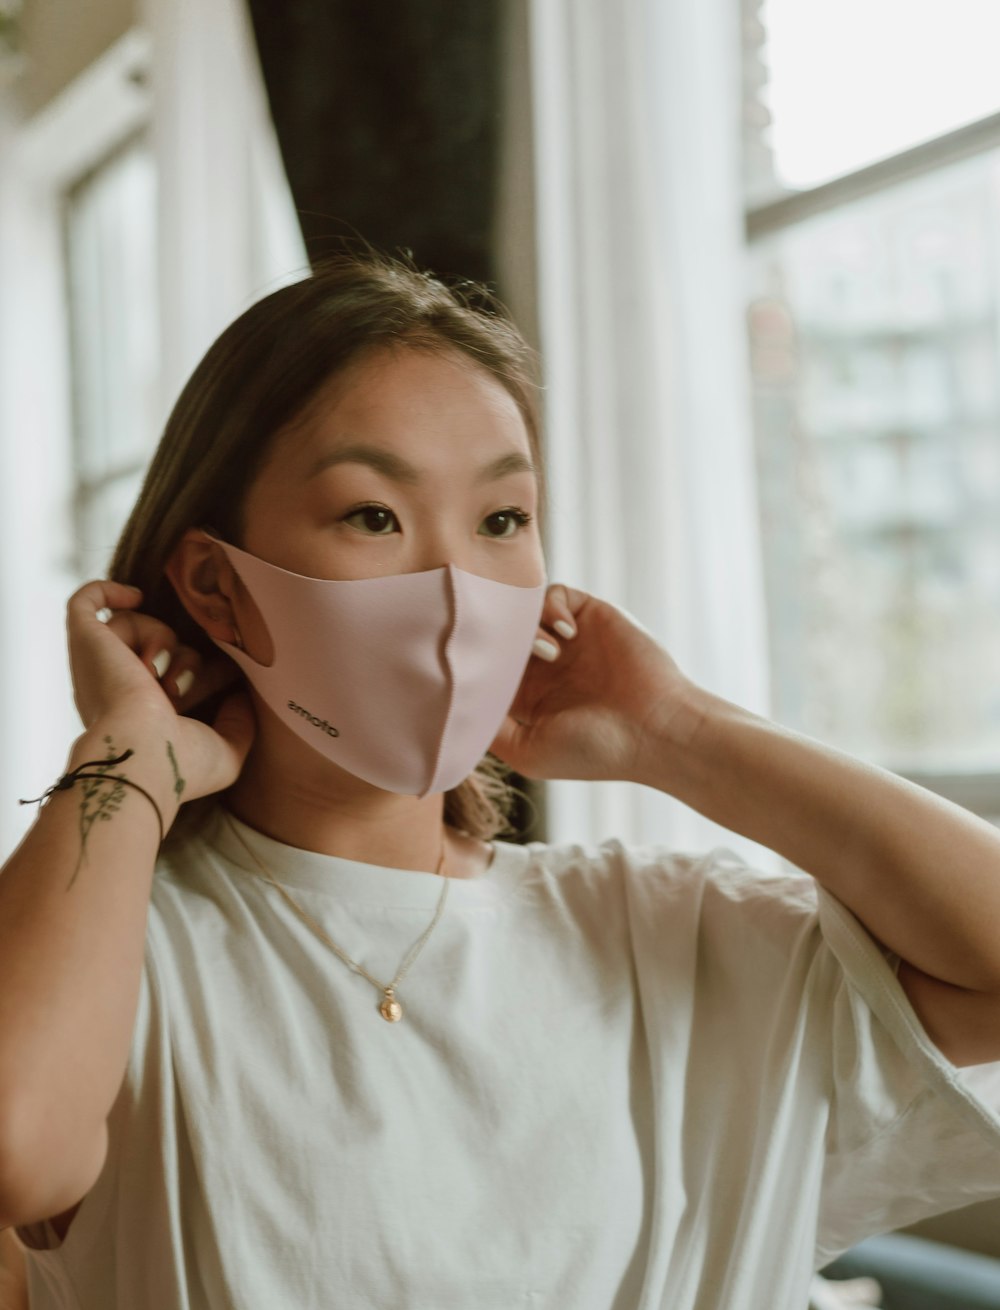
[{"left": 209, "top": 539, "right": 548, "bottom": 796}]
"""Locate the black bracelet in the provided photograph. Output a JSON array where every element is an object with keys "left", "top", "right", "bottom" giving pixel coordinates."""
[{"left": 20, "top": 749, "right": 166, "bottom": 846}]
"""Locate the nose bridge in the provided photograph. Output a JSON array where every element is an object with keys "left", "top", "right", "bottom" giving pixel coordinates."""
[{"left": 413, "top": 515, "right": 469, "bottom": 575}]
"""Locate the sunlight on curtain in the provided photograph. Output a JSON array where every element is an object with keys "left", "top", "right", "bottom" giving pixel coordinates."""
[
  {"left": 530, "top": 0, "right": 779, "bottom": 869},
  {"left": 140, "top": 0, "right": 308, "bottom": 427}
]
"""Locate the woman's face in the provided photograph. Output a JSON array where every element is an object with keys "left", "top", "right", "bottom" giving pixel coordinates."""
[{"left": 238, "top": 344, "right": 545, "bottom": 589}]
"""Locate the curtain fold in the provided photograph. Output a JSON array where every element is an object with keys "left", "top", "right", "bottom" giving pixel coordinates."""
[{"left": 531, "top": 0, "right": 782, "bottom": 871}]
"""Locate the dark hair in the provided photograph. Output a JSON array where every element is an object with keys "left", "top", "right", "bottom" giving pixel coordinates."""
[{"left": 110, "top": 248, "right": 547, "bottom": 845}]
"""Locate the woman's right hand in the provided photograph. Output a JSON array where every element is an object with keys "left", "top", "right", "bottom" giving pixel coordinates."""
[{"left": 66, "top": 579, "right": 256, "bottom": 806}]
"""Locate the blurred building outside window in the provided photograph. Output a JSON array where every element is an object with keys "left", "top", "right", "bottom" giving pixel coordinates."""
[{"left": 743, "top": 0, "right": 1000, "bottom": 822}]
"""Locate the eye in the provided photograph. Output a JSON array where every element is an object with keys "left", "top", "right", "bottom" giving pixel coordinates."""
[
  {"left": 480, "top": 508, "right": 533, "bottom": 539},
  {"left": 342, "top": 504, "right": 398, "bottom": 535}
]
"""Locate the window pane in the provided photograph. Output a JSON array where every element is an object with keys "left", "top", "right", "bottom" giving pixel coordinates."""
[
  {"left": 64, "top": 132, "right": 158, "bottom": 576},
  {"left": 762, "top": 0, "right": 1000, "bottom": 191},
  {"left": 747, "top": 148, "right": 1000, "bottom": 775}
]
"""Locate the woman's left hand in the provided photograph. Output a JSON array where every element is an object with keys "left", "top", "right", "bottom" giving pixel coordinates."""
[{"left": 489, "top": 583, "right": 705, "bottom": 783}]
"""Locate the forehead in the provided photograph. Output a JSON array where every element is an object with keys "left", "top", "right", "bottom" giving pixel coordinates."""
[{"left": 281, "top": 345, "right": 530, "bottom": 462}]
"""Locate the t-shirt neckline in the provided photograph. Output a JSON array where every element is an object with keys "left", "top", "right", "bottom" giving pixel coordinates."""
[{"left": 199, "top": 802, "right": 531, "bottom": 908}]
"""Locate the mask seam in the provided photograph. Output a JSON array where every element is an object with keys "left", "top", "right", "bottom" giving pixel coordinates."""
[{"left": 424, "top": 564, "right": 460, "bottom": 796}]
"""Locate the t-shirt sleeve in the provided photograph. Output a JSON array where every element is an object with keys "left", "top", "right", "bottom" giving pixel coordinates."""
[
  {"left": 813, "top": 883, "right": 1000, "bottom": 1268},
  {"left": 630, "top": 841, "right": 1000, "bottom": 1271}
]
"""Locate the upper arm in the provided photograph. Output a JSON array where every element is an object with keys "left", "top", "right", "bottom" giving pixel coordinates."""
[
  {"left": 897, "top": 958, "right": 1000, "bottom": 1067},
  {"left": 0, "top": 1099, "right": 107, "bottom": 1240}
]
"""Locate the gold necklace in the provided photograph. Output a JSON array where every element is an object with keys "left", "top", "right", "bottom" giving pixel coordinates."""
[{"left": 222, "top": 809, "right": 450, "bottom": 1023}]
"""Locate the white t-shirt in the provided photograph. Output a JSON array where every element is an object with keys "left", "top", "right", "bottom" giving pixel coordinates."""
[{"left": 18, "top": 803, "right": 1000, "bottom": 1309}]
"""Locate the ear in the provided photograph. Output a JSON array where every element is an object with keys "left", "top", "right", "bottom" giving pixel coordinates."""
[{"left": 164, "top": 528, "right": 241, "bottom": 646}]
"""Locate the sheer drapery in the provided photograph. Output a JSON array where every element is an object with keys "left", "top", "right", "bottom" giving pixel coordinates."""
[
  {"left": 530, "top": 0, "right": 780, "bottom": 870},
  {"left": 140, "top": 0, "right": 308, "bottom": 426}
]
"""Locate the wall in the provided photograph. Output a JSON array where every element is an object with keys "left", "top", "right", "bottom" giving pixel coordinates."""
[{"left": 15, "top": 0, "right": 136, "bottom": 116}]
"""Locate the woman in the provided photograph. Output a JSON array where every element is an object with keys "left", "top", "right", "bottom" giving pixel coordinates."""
[{"left": 2, "top": 251, "right": 1000, "bottom": 1309}]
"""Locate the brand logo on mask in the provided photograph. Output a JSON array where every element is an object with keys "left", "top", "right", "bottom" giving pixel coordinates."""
[{"left": 287, "top": 700, "right": 341, "bottom": 738}]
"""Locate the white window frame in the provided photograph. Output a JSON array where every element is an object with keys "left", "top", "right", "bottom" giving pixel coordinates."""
[
  {"left": 0, "top": 30, "right": 152, "bottom": 857},
  {"left": 745, "top": 103, "right": 1000, "bottom": 821}
]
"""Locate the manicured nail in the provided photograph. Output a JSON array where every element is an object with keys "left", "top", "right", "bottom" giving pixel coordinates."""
[
  {"left": 554, "top": 620, "right": 576, "bottom": 639},
  {"left": 151, "top": 650, "right": 170, "bottom": 679},
  {"left": 532, "top": 637, "right": 559, "bottom": 661},
  {"left": 174, "top": 669, "right": 195, "bottom": 698}
]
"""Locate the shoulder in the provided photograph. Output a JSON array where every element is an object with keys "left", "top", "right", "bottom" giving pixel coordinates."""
[
  {"left": 520, "top": 836, "right": 819, "bottom": 937},
  {"left": 529, "top": 834, "right": 814, "bottom": 903}
]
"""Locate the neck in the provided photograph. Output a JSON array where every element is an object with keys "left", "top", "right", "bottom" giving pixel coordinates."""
[{"left": 223, "top": 707, "right": 473, "bottom": 876}]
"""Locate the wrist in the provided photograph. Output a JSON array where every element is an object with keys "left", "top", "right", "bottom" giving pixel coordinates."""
[
  {"left": 66, "top": 719, "right": 184, "bottom": 835},
  {"left": 629, "top": 682, "right": 726, "bottom": 798}
]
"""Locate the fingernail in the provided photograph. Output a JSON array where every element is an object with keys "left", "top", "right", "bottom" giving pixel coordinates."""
[
  {"left": 174, "top": 669, "right": 194, "bottom": 698},
  {"left": 532, "top": 637, "right": 559, "bottom": 662},
  {"left": 554, "top": 620, "right": 576, "bottom": 639},
  {"left": 151, "top": 650, "right": 170, "bottom": 679}
]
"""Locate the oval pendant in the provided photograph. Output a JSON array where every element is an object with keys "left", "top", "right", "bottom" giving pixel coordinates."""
[{"left": 379, "top": 990, "right": 403, "bottom": 1023}]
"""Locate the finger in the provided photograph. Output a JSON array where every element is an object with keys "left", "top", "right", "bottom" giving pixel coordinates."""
[
  {"left": 173, "top": 651, "right": 243, "bottom": 710},
  {"left": 532, "top": 582, "right": 585, "bottom": 660},
  {"left": 100, "top": 611, "right": 188, "bottom": 685},
  {"left": 69, "top": 586, "right": 185, "bottom": 695},
  {"left": 101, "top": 609, "right": 180, "bottom": 658},
  {"left": 67, "top": 579, "right": 144, "bottom": 624},
  {"left": 531, "top": 631, "right": 562, "bottom": 663},
  {"left": 157, "top": 647, "right": 204, "bottom": 706},
  {"left": 539, "top": 583, "right": 585, "bottom": 642}
]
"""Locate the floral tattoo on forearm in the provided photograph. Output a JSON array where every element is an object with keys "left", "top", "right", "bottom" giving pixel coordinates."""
[
  {"left": 61, "top": 736, "right": 184, "bottom": 890},
  {"left": 67, "top": 735, "right": 127, "bottom": 889},
  {"left": 22, "top": 735, "right": 185, "bottom": 890}
]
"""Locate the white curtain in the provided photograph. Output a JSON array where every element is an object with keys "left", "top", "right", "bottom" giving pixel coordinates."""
[
  {"left": 530, "top": 0, "right": 782, "bottom": 872},
  {"left": 141, "top": 0, "right": 309, "bottom": 426}
]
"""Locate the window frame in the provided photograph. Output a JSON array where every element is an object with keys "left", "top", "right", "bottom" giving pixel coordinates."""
[
  {"left": 61, "top": 123, "right": 158, "bottom": 580},
  {"left": 0, "top": 30, "right": 152, "bottom": 859},
  {"left": 744, "top": 71, "right": 1000, "bottom": 824}
]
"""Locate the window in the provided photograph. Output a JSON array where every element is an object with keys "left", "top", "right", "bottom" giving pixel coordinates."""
[
  {"left": 63, "top": 129, "right": 158, "bottom": 579},
  {"left": 744, "top": 1, "right": 1000, "bottom": 820}
]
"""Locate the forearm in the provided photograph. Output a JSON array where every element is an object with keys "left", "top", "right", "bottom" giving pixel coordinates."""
[
  {"left": 0, "top": 715, "right": 181, "bottom": 1218},
  {"left": 632, "top": 688, "right": 1000, "bottom": 992}
]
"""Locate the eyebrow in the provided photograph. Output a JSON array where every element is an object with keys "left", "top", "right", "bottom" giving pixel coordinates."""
[{"left": 306, "top": 442, "right": 538, "bottom": 486}]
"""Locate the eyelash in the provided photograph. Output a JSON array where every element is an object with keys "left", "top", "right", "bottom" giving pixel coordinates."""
[{"left": 342, "top": 503, "right": 534, "bottom": 539}]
